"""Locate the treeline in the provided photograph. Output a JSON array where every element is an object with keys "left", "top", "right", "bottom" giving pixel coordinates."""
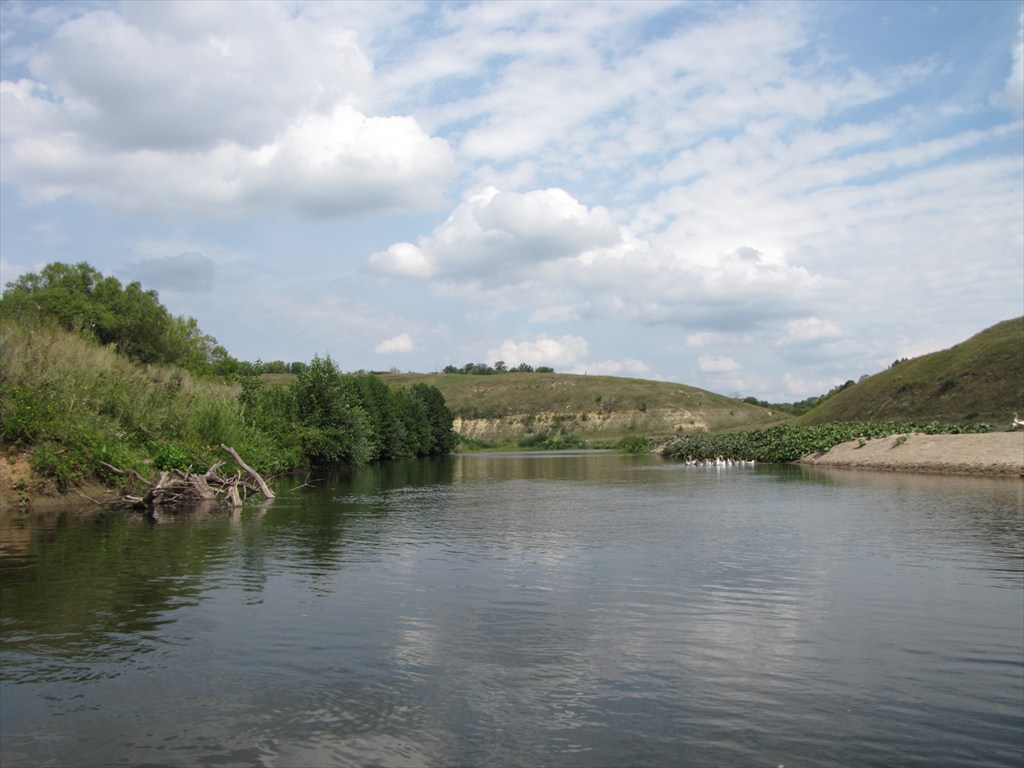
[
  {"left": 241, "top": 354, "right": 455, "bottom": 467},
  {"left": 0, "top": 262, "right": 457, "bottom": 492},
  {"left": 442, "top": 361, "right": 555, "bottom": 375},
  {"left": 241, "top": 360, "right": 309, "bottom": 375}
]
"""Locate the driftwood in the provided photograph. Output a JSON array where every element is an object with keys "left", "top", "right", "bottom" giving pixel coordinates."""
[
  {"left": 103, "top": 446, "right": 274, "bottom": 511},
  {"left": 220, "top": 444, "right": 275, "bottom": 499}
]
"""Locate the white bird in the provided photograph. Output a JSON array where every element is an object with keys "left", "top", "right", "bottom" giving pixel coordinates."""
[{"left": 1013, "top": 413, "right": 1024, "bottom": 430}]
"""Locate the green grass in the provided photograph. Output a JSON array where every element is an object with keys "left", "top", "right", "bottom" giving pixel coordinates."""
[
  {"left": 0, "top": 319, "right": 286, "bottom": 492},
  {"left": 798, "top": 317, "right": 1023, "bottom": 426}
]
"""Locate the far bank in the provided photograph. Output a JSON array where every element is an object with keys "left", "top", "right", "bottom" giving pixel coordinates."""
[{"left": 797, "top": 431, "right": 1024, "bottom": 476}]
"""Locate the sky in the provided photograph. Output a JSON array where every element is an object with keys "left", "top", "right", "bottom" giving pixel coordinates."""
[{"left": 1, "top": 0, "right": 1021, "bottom": 401}]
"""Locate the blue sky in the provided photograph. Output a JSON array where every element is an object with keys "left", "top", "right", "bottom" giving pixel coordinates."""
[{"left": 1, "top": 0, "right": 1021, "bottom": 400}]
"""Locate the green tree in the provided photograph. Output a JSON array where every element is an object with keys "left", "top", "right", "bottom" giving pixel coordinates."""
[
  {"left": 410, "top": 382, "right": 457, "bottom": 454},
  {"left": 0, "top": 261, "right": 237, "bottom": 376},
  {"left": 290, "top": 355, "right": 373, "bottom": 465}
]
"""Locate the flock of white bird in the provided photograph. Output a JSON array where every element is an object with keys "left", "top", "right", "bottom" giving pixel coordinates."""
[{"left": 683, "top": 457, "right": 757, "bottom": 467}]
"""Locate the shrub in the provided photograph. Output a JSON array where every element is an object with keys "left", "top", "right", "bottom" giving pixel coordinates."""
[{"left": 616, "top": 436, "right": 651, "bottom": 454}]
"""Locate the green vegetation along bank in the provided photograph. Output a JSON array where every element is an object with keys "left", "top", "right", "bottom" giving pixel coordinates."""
[
  {"left": 0, "top": 320, "right": 455, "bottom": 501},
  {"left": 3, "top": 260, "right": 1020, "bottom": 501},
  {"left": 659, "top": 420, "right": 997, "bottom": 464}
]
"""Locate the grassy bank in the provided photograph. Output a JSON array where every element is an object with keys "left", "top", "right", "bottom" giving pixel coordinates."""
[
  {"left": 797, "top": 317, "right": 1023, "bottom": 425},
  {"left": 1, "top": 320, "right": 457, "bottom": 499},
  {"left": 0, "top": 320, "right": 283, "bottom": 494}
]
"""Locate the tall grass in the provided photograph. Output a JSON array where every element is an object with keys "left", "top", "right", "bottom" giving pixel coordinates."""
[{"left": 0, "top": 319, "right": 282, "bottom": 490}]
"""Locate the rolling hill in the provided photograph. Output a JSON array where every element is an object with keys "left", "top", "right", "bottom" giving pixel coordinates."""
[
  {"left": 380, "top": 371, "right": 785, "bottom": 445},
  {"left": 798, "top": 317, "right": 1023, "bottom": 426}
]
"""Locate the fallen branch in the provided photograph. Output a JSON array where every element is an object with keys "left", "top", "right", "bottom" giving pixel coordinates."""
[
  {"left": 99, "top": 461, "right": 148, "bottom": 486},
  {"left": 220, "top": 444, "right": 275, "bottom": 499},
  {"left": 100, "top": 446, "right": 275, "bottom": 512}
]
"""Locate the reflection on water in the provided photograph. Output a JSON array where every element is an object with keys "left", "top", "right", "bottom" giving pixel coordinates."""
[{"left": 2, "top": 454, "right": 1022, "bottom": 767}]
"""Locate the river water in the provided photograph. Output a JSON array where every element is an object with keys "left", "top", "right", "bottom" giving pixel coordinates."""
[{"left": 1, "top": 452, "right": 1022, "bottom": 767}]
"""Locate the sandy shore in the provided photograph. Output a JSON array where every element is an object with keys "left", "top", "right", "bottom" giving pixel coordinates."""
[{"left": 798, "top": 431, "right": 1024, "bottom": 476}]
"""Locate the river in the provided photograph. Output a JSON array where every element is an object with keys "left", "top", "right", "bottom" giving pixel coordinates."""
[{"left": 1, "top": 452, "right": 1022, "bottom": 767}]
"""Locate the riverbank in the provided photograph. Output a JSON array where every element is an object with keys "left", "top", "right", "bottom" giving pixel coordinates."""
[
  {"left": 4, "top": 431, "right": 1021, "bottom": 512},
  {"left": 797, "top": 431, "right": 1024, "bottom": 476}
]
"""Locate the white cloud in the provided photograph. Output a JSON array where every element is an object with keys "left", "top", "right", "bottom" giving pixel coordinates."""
[
  {"left": 375, "top": 333, "right": 414, "bottom": 355},
  {"left": 26, "top": 3, "right": 371, "bottom": 151},
  {"left": 572, "top": 242, "right": 843, "bottom": 331},
  {"left": 369, "top": 242, "right": 434, "bottom": 279},
  {"left": 1, "top": 2, "right": 1020, "bottom": 401},
  {"left": 487, "top": 334, "right": 589, "bottom": 369},
  {"left": 251, "top": 106, "right": 454, "bottom": 217},
  {"left": 369, "top": 186, "right": 620, "bottom": 280},
  {"left": 698, "top": 356, "right": 742, "bottom": 374},
  {"left": 0, "top": 5, "right": 453, "bottom": 217}
]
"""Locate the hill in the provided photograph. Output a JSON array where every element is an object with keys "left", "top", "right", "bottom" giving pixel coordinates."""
[
  {"left": 380, "top": 371, "right": 785, "bottom": 446},
  {"left": 798, "top": 317, "right": 1023, "bottom": 426}
]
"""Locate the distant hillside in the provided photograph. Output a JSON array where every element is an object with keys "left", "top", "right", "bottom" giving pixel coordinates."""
[
  {"left": 798, "top": 317, "right": 1023, "bottom": 426},
  {"left": 381, "top": 371, "right": 786, "bottom": 445}
]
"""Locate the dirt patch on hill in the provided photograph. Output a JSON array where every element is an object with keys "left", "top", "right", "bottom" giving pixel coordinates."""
[{"left": 798, "top": 431, "right": 1024, "bottom": 476}]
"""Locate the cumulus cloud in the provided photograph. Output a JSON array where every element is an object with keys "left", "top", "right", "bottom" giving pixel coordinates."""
[
  {"left": 375, "top": 333, "right": 414, "bottom": 355},
  {"left": 369, "top": 242, "right": 433, "bottom": 279},
  {"left": 2, "top": 2, "right": 1020, "bottom": 400},
  {"left": 0, "top": 4, "right": 453, "bottom": 217},
  {"left": 250, "top": 106, "right": 454, "bottom": 217},
  {"left": 369, "top": 187, "right": 620, "bottom": 280},
  {"left": 573, "top": 242, "right": 843, "bottom": 332},
  {"left": 487, "top": 334, "right": 589, "bottom": 369}
]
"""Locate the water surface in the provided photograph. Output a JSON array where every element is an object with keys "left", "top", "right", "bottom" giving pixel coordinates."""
[{"left": 2, "top": 453, "right": 1022, "bottom": 767}]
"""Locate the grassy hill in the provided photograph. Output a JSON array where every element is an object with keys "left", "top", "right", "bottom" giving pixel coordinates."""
[
  {"left": 379, "top": 371, "right": 785, "bottom": 446},
  {"left": 798, "top": 317, "right": 1023, "bottom": 426}
]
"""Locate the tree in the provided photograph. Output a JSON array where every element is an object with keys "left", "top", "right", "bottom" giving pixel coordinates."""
[
  {"left": 410, "top": 382, "right": 457, "bottom": 454},
  {"left": 290, "top": 355, "right": 373, "bottom": 465},
  {"left": 0, "top": 261, "right": 237, "bottom": 376}
]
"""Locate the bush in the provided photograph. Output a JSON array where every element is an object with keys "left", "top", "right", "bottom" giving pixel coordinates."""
[
  {"left": 152, "top": 443, "right": 192, "bottom": 471},
  {"left": 616, "top": 436, "right": 651, "bottom": 453}
]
